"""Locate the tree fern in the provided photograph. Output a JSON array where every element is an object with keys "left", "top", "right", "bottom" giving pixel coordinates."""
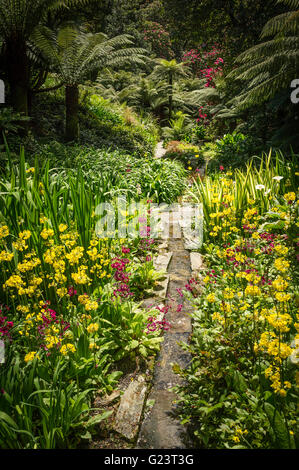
[
  {"left": 150, "top": 59, "right": 189, "bottom": 121},
  {"left": 0, "top": 0, "right": 95, "bottom": 115},
  {"left": 32, "top": 25, "right": 147, "bottom": 140},
  {"left": 227, "top": 0, "right": 299, "bottom": 109}
]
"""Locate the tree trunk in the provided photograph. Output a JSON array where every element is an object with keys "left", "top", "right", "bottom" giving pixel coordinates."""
[
  {"left": 168, "top": 72, "right": 173, "bottom": 123},
  {"left": 6, "top": 40, "right": 29, "bottom": 132},
  {"left": 65, "top": 84, "right": 79, "bottom": 141}
]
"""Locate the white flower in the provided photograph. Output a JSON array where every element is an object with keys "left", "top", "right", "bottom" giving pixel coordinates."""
[
  {"left": 289, "top": 339, "right": 299, "bottom": 365},
  {"left": 255, "top": 184, "right": 265, "bottom": 190},
  {"left": 273, "top": 176, "right": 284, "bottom": 181},
  {"left": 264, "top": 189, "right": 271, "bottom": 195}
]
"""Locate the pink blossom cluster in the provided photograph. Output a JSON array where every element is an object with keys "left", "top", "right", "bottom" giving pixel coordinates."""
[
  {"left": 0, "top": 305, "right": 13, "bottom": 340},
  {"left": 182, "top": 45, "right": 224, "bottom": 87},
  {"left": 111, "top": 256, "right": 133, "bottom": 299},
  {"left": 143, "top": 21, "right": 174, "bottom": 59},
  {"left": 145, "top": 315, "right": 171, "bottom": 334},
  {"left": 68, "top": 286, "right": 77, "bottom": 297},
  {"left": 38, "top": 302, "right": 70, "bottom": 353}
]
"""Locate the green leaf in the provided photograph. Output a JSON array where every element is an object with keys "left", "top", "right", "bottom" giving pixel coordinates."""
[
  {"left": 85, "top": 410, "right": 113, "bottom": 428},
  {"left": 0, "top": 411, "right": 18, "bottom": 428},
  {"left": 233, "top": 370, "right": 247, "bottom": 393},
  {"left": 264, "top": 403, "right": 290, "bottom": 449}
]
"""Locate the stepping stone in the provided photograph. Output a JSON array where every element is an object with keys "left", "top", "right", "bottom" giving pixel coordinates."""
[
  {"left": 190, "top": 252, "right": 204, "bottom": 273},
  {"left": 158, "top": 241, "right": 169, "bottom": 251},
  {"left": 153, "top": 252, "right": 173, "bottom": 272},
  {"left": 184, "top": 237, "right": 202, "bottom": 250},
  {"left": 95, "top": 390, "right": 120, "bottom": 406},
  {"left": 183, "top": 227, "right": 203, "bottom": 250},
  {"left": 154, "top": 141, "right": 167, "bottom": 159},
  {"left": 154, "top": 275, "right": 170, "bottom": 299},
  {"left": 114, "top": 375, "right": 147, "bottom": 441}
]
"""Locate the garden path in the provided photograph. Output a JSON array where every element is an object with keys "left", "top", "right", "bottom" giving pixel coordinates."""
[
  {"left": 136, "top": 212, "right": 196, "bottom": 449},
  {"left": 154, "top": 141, "right": 167, "bottom": 159}
]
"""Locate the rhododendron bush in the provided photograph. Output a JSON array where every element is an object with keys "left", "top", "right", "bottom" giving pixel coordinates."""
[{"left": 182, "top": 44, "right": 224, "bottom": 87}]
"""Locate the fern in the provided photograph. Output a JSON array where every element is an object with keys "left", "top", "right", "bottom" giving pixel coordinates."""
[
  {"left": 227, "top": 0, "right": 299, "bottom": 109},
  {"left": 32, "top": 26, "right": 147, "bottom": 86}
]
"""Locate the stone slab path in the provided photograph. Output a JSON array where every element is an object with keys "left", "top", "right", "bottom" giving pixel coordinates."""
[
  {"left": 136, "top": 214, "right": 195, "bottom": 449},
  {"left": 154, "top": 141, "right": 167, "bottom": 159}
]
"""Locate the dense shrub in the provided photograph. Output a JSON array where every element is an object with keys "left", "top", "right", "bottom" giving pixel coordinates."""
[
  {"left": 164, "top": 140, "right": 205, "bottom": 170},
  {"left": 29, "top": 142, "right": 186, "bottom": 204},
  {"left": 208, "top": 132, "right": 262, "bottom": 170}
]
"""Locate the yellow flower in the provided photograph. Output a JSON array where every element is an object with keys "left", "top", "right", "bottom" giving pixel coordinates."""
[
  {"left": 57, "top": 287, "right": 67, "bottom": 297},
  {"left": 85, "top": 300, "right": 99, "bottom": 311},
  {"left": 0, "top": 225, "right": 9, "bottom": 238},
  {"left": 78, "top": 294, "right": 89, "bottom": 305},
  {"left": 71, "top": 266, "right": 91, "bottom": 285},
  {"left": 283, "top": 192, "right": 296, "bottom": 203},
  {"left": 0, "top": 250, "right": 14, "bottom": 262},
  {"left": 272, "top": 276, "right": 288, "bottom": 292},
  {"left": 87, "top": 323, "right": 99, "bottom": 334},
  {"left": 41, "top": 228, "right": 54, "bottom": 240},
  {"left": 24, "top": 351, "right": 38, "bottom": 363},
  {"left": 66, "top": 246, "right": 84, "bottom": 265},
  {"left": 274, "top": 258, "right": 290, "bottom": 273},
  {"left": 274, "top": 244, "right": 288, "bottom": 256},
  {"left": 60, "top": 343, "right": 76, "bottom": 355},
  {"left": 58, "top": 224, "right": 68, "bottom": 233},
  {"left": 206, "top": 293, "right": 216, "bottom": 303},
  {"left": 19, "top": 230, "right": 31, "bottom": 240},
  {"left": 275, "top": 292, "right": 291, "bottom": 303},
  {"left": 245, "top": 285, "right": 261, "bottom": 297}
]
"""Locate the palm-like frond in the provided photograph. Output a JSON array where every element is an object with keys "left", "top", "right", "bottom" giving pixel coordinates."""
[
  {"left": 32, "top": 26, "right": 148, "bottom": 85},
  {"left": 0, "top": 0, "right": 90, "bottom": 40},
  {"left": 278, "top": 0, "right": 299, "bottom": 8},
  {"left": 150, "top": 58, "right": 189, "bottom": 81},
  {"left": 227, "top": 0, "right": 299, "bottom": 109},
  {"left": 261, "top": 11, "right": 299, "bottom": 36}
]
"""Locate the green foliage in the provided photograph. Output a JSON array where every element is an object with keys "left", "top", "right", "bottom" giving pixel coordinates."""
[
  {"left": 24, "top": 141, "right": 186, "bottom": 204},
  {"left": 164, "top": 141, "right": 204, "bottom": 171},
  {"left": 173, "top": 156, "right": 298, "bottom": 448},
  {"left": 162, "top": 111, "right": 192, "bottom": 141},
  {"left": 208, "top": 132, "right": 261, "bottom": 170},
  {"left": 88, "top": 95, "right": 122, "bottom": 125},
  {"left": 228, "top": 0, "right": 299, "bottom": 108},
  {"left": 0, "top": 108, "right": 30, "bottom": 136},
  {"left": 32, "top": 26, "right": 147, "bottom": 87}
]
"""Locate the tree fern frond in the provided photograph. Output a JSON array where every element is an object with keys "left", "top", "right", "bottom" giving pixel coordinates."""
[
  {"left": 262, "top": 10, "right": 299, "bottom": 37},
  {"left": 277, "top": 0, "right": 299, "bottom": 9},
  {"left": 32, "top": 25, "right": 147, "bottom": 86}
]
